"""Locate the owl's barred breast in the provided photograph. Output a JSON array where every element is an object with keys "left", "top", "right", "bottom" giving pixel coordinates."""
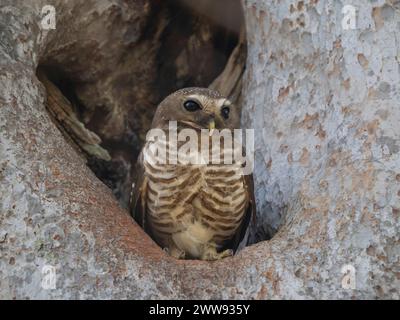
[{"left": 143, "top": 137, "right": 248, "bottom": 259}]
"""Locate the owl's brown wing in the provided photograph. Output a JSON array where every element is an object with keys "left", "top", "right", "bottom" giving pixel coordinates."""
[
  {"left": 228, "top": 173, "right": 256, "bottom": 253},
  {"left": 129, "top": 150, "right": 149, "bottom": 232}
]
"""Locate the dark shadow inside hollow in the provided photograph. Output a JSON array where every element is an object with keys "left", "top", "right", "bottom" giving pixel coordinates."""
[{"left": 35, "top": 0, "right": 279, "bottom": 249}]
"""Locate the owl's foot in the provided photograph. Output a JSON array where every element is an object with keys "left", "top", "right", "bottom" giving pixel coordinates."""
[
  {"left": 163, "top": 246, "right": 186, "bottom": 259},
  {"left": 201, "top": 247, "right": 233, "bottom": 261}
]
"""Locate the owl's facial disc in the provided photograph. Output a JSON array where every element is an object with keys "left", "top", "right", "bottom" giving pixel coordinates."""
[
  {"left": 152, "top": 88, "right": 240, "bottom": 130},
  {"left": 178, "top": 94, "right": 233, "bottom": 130}
]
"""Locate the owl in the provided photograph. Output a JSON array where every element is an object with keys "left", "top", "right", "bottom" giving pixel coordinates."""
[{"left": 130, "top": 88, "right": 255, "bottom": 261}]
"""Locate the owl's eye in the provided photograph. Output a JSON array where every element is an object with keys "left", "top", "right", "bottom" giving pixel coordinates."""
[
  {"left": 221, "top": 106, "right": 230, "bottom": 119},
  {"left": 184, "top": 100, "right": 201, "bottom": 112}
]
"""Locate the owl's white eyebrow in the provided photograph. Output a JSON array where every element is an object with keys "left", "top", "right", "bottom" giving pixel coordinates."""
[
  {"left": 217, "top": 98, "right": 232, "bottom": 107},
  {"left": 187, "top": 94, "right": 204, "bottom": 102},
  {"left": 186, "top": 94, "right": 206, "bottom": 108}
]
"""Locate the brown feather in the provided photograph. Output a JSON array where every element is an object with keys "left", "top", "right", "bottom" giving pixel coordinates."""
[
  {"left": 130, "top": 151, "right": 148, "bottom": 232},
  {"left": 226, "top": 173, "right": 256, "bottom": 252}
]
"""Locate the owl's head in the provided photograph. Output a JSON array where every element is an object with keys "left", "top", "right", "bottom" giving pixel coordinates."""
[{"left": 152, "top": 88, "right": 240, "bottom": 130}]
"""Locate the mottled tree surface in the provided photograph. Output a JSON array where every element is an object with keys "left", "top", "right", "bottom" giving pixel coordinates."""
[{"left": 0, "top": 0, "right": 399, "bottom": 299}]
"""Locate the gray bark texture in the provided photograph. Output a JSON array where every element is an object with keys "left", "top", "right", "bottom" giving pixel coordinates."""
[{"left": 1, "top": 0, "right": 399, "bottom": 299}]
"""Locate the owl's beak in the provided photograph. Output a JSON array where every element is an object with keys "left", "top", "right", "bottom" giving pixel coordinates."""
[{"left": 208, "top": 119, "right": 216, "bottom": 135}]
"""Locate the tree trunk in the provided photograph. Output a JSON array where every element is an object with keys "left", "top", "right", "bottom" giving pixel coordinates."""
[{"left": 0, "top": 0, "right": 399, "bottom": 299}]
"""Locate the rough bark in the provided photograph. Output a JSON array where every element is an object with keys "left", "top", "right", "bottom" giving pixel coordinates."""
[{"left": 1, "top": 0, "right": 399, "bottom": 299}]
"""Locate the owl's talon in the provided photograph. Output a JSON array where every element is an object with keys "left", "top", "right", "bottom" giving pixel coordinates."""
[
  {"left": 222, "top": 249, "right": 234, "bottom": 257},
  {"left": 165, "top": 246, "right": 186, "bottom": 259},
  {"left": 201, "top": 247, "right": 233, "bottom": 261}
]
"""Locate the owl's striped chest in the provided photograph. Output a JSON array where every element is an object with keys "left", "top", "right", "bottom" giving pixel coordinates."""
[{"left": 142, "top": 139, "right": 248, "bottom": 250}]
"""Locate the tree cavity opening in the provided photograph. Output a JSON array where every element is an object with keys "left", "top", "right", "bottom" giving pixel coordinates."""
[{"left": 36, "top": 0, "right": 247, "bottom": 212}]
